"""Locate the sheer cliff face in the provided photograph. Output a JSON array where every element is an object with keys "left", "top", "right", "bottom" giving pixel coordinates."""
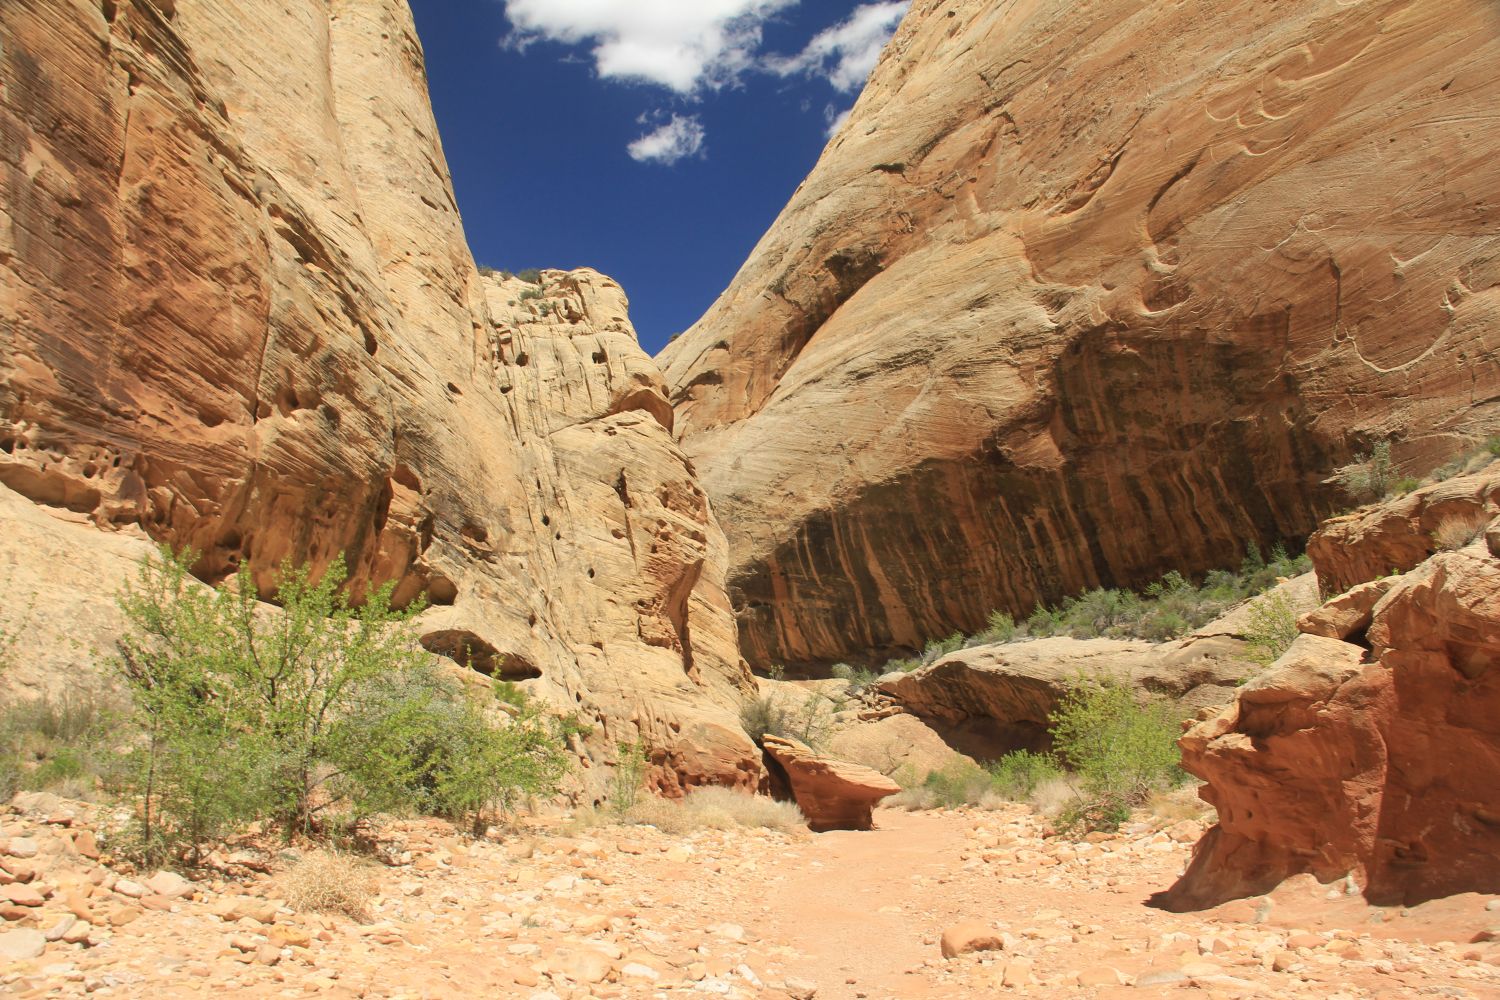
[
  {"left": 0, "top": 0, "right": 757, "bottom": 793},
  {"left": 661, "top": 0, "right": 1500, "bottom": 670}
]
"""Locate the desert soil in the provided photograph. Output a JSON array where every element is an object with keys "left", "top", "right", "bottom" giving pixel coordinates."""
[{"left": 3, "top": 792, "right": 1498, "bottom": 999}]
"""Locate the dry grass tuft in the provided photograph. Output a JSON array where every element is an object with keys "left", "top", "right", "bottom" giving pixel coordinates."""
[
  {"left": 1027, "top": 776, "right": 1079, "bottom": 821},
  {"left": 623, "top": 787, "right": 806, "bottom": 835},
  {"left": 1433, "top": 511, "right": 1492, "bottom": 551},
  {"left": 886, "top": 786, "right": 940, "bottom": 812},
  {"left": 283, "top": 851, "right": 378, "bottom": 922},
  {"left": 1145, "top": 784, "right": 1215, "bottom": 825}
]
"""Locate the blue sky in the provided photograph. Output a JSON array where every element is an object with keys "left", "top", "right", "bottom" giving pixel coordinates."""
[{"left": 407, "top": 1, "right": 909, "bottom": 355}]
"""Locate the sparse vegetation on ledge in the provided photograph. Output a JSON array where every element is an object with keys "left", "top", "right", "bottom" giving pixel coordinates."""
[{"left": 879, "top": 543, "right": 1311, "bottom": 675}]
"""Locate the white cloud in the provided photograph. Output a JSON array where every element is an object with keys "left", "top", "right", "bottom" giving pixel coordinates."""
[
  {"left": 823, "top": 105, "right": 852, "bottom": 138},
  {"left": 627, "top": 115, "right": 707, "bottom": 164},
  {"left": 503, "top": 0, "right": 797, "bottom": 94},
  {"left": 768, "top": 2, "right": 908, "bottom": 92}
]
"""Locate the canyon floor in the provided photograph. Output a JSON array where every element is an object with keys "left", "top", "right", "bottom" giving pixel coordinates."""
[{"left": 3, "top": 793, "right": 1499, "bottom": 1000}]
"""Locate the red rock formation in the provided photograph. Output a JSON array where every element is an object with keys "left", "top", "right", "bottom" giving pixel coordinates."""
[
  {"left": 1162, "top": 471, "right": 1500, "bottom": 909},
  {"left": 661, "top": 0, "right": 1500, "bottom": 670},
  {"left": 762, "top": 736, "right": 900, "bottom": 832},
  {"left": 0, "top": 1, "right": 758, "bottom": 794}
]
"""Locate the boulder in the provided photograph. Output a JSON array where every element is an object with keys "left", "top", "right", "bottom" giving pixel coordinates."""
[
  {"left": 1162, "top": 472, "right": 1500, "bottom": 909},
  {"left": 939, "top": 921, "right": 1004, "bottom": 960},
  {"left": 761, "top": 736, "right": 900, "bottom": 832}
]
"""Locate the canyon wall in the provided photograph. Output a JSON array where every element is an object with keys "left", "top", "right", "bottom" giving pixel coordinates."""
[
  {"left": 0, "top": 0, "right": 759, "bottom": 795},
  {"left": 661, "top": 0, "right": 1500, "bottom": 670}
]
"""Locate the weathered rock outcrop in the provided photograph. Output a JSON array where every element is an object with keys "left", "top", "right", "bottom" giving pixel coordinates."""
[
  {"left": 1162, "top": 472, "right": 1500, "bottom": 910},
  {"left": 0, "top": 1, "right": 757, "bottom": 794},
  {"left": 661, "top": 0, "right": 1500, "bottom": 670},
  {"left": 878, "top": 577, "right": 1319, "bottom": 759},
  {"left": 762, "top": 735, "right": 901, "bottom": 831}
]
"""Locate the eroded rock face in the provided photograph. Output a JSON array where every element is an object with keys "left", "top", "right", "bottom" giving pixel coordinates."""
[
  {"left": 762, "top": 736, "right": 900, "bottom": 832},
  {"left": 0, "top": 1, "right": 756, "bottom": 794},
  {"left": 661, "top": 0, "right": 1500, "bottom": 670},
  {"left": 1163, "top": 476, "right": 1500, "bottom": 909}
]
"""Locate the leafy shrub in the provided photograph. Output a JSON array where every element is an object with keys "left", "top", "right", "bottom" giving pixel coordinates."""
[
  {"left": 1488, "top": 436, "right": 1500, "bottom": 457},
  {"left": 115, "top": 548, "right": 571, "bottom": 860},
  {"left": 987, "top": 750, "right": 1064, "bottom": 800},
  {"left": 283, "top": 851, "right": 377, "bottom": 922},
  {"left": 1335, "top": 440, "right": 1396, "bottom": 502},
  {"left": 1049, "top": 679, "right": 1184, "bottom": 832},
  {"left": 1243, "top": 591, "right": 1300, "bottom": 666},
  {"left": 1393, "top": 476, "right": 1421, "bottom": 495},
  {"left": 518, "top": 286, "right": 545, "bottom": 302},
  {"left": 516, "top": 268, "right": 543, "bottom": 285},
  {"left": 977, "top": 610, "right": 1016, "bottom": 644},
  {"left": 1433, "top": 512, "right": 1491, "bottom": 551}
]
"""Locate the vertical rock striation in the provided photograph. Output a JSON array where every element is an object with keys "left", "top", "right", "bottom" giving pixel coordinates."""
[{"left": 661, "top": 0, "right": 1500, "bottom": 670}]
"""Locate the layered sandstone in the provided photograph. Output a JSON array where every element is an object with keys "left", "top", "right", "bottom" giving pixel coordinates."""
[
  {"left": 0, "top": 1, "right": 756, "bottom": 794},
  {"left": 1163, "top": 469, "right": 1500, "bottom": 909},
  {"left": 762, "top": 735, "right": 901, "bottom": 831},
  {"left": 661, "top": 0, "right": 1500, "bottom": 670}
]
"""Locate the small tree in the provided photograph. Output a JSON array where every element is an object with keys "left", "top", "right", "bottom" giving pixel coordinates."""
[{"left": 1336, "top": 440, "right": 1396, "bottom": 502}]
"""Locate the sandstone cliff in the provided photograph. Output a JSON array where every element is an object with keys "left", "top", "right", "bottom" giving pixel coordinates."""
[
  {"left": 1163, "top": 464, "right": 1500, "bottom": 909},
  {"left": 661, "top": 0, "right": 1500, "bottom": 670},
  {"left": 0, "top": 1, "right": 757, "bottom": 794}
]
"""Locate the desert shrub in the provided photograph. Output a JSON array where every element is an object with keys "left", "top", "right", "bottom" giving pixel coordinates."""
[
  {"left": 1488, "top": 436, "right": 1500, "bottom": 457},
  {"left": 987, "top": 750, "right": 1065, "bottom": 800},
  {"left": 920, "top": 759, "right": 995, "bottom": 808},
  {"left": 517, "top": 286, "right": 545, "bottom": 302},
  {"left": 829, "top": 663, "right": 880, "bottom": 694},
  {"left": 886, "top": 785, "right": 939, "bottom": 811},
  {"left": 333, "top": 666, "right": 575, "bottom": 833},
  {"left": 921, "top": 632, "right": 966, "bottom": 665},
  {"left": 283, "top": 851, "right": 378, "bottom": 922},
  {"left": 976, "top": 610, "right": 1016, "bottom": 644},
  {"left": 610, "top": 740, "right": 649, "bottom": 813},
  {"left": 1049, "top": 679, "right": 1184, "bottom": 833},
  {"left": 0, "top": 688, "right": 126, "bottom": 799},
  {"left": 623, "top": 787, "right": 805, "bottom": 834},
  {"left": 516, "top": 268, "right": 543, "bottom": 285},
  {"left": 1335, "top": 440, "right": 1396, "bottom": 502},
  {"left": 1433, "top": 511, "right": 1491, "bottom": 551},
  {"left": 1243, "top": 591, "right": 1300, "bottom": 666},
  {"left": 739, "top": 694, "right": 790, "bottom": 745},
  {"left": 1393, "top": 476, "right": 1421, "bottom": 495},
  {"left": 739, "top": 685, "right": 842, "bottom": 749},
  {"left": 115, "top": 548, "right": 571, "bottom": 861}
]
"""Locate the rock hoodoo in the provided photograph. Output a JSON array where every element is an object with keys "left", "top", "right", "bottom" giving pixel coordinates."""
[
  {"left": 0, "top": 0, "right": 757, "bottom": 794},
  {"left": 1162, "top": 465, "right": 1500, "bottom": 910},
  {"left": 661, "top": 0, "right": 1500, "bottom": 670}
]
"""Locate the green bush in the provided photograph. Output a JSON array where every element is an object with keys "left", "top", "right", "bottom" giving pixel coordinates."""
[
  {"left": 518, "top": 286, "right": 545, "bottom": 302},
  {"left": 1336, "top": 440, "right": 1396, "bottom": 502},
  {"left": 610, "top": 740, "right": 649, "bottom": 814},
  {"left": 516, "top": 268, "right": 543, "bottom": 285},
  {"left": 978, "top": 610, "right": 1016, "bottom": 643},
  {"left": 921, "top": 760, "right": 995, "bottom": 808},
  {"left": 739, "top": 685, "right": 843, "bottom": 749},
  {"left": 1049, "top": 679, "right": 1184, "bottom": 832},
  {"left": 921, "top": 632, "right": 965, "bottom": 665},
  {"left": 1243, "top": 591, "right": 1299, "bottom": 666},
  {"left": 1393, "top": 476, "right": 1421, "bottom": 495},
  {"left": 115, "top": 548, "right": 571, "bottom": 860},
  {"left": 987, "top": 750, "right": 1064, "bottom": 800}
]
